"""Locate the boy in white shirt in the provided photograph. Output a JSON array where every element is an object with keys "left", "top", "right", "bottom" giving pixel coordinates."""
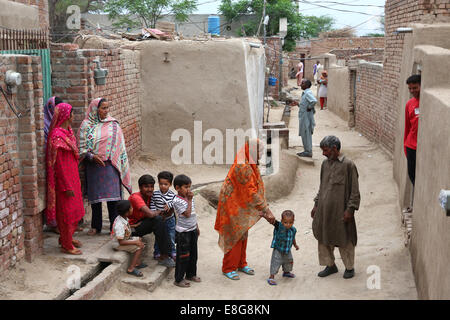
[
  {"left": 113, "top": 200, "right": 146, "bottom": 277},
  {"left": 172, "top": 174, "right": 201, "bottom": 288}
]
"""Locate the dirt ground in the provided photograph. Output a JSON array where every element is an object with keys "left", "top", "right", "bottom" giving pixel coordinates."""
[
  {"left": 101, "top": 81, "right": 418, "bottom": 300},
  {"left": 0, "top": 81, "right": 417, "bottom": 300}
]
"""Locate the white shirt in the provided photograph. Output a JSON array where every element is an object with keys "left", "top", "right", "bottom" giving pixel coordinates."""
[
  {"left": 172, "top": 195, "right": 198, "bottom": 232},
  {"left": 113, "top": 215, "right": 131, "bottom": 240}
]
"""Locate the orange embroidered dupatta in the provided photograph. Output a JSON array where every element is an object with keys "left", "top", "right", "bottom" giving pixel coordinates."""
[{"left": 214, "top": 141, "right": 268, "bottom": 254}]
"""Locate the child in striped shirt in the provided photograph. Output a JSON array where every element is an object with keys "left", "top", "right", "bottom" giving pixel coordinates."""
[
  {"left": 172, "top": 174, "right": 201, "bottom": 288},
  {"left": 151, "top": 171, "right": 177, "bottom": 260}
]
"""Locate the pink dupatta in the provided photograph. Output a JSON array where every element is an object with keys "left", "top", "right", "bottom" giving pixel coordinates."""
[{"left": 46, "top": 103, "right": 80, "bottom": 225}]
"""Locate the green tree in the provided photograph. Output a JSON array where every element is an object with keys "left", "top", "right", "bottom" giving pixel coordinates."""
[
  {"left": 363, "top": 33, "right": 384, "bottom": 37},
  {"left": 49, "top": 0, "right": 103, "bottom": 42},
  {"left": 219, "top": 0, "right": 334, "bottom": 51},
  {"left": 103, "top": 0, "right": 198, "bottom": 29}
]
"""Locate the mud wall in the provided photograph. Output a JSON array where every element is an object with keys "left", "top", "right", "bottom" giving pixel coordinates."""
[
  {"left": 327, "top": 64, "right": 350, "bottom": 123},
  {"left": 139, "top": 38, "right": 265, "bottom": 160},
  {"left": 395, "top": 23, "right": 450, "bottom": 299}
]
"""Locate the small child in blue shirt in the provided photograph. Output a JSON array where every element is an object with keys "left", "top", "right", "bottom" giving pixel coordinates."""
[{"left": 266, "top": 210, "right": 299, "bottom": 285}]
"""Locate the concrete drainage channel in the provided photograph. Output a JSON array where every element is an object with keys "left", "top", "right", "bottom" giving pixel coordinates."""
[
  {"left": 54, "top": 261, "right": 120, "bottom": 300},
  {"left": 53, "top": 237, "right": 171, "bottom": 300}
]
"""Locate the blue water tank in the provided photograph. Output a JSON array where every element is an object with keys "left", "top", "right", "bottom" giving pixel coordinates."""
[{"left": 208, "top": 15, "right": 220, "bottom": 36}]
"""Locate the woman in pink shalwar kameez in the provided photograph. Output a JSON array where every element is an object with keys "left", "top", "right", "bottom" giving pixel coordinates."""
[
  {"left": 46, "top": 103, "right": 85, "bottom": 255},
  {"left": 296, "top": 61, "right": 304, "bottom": 86}
]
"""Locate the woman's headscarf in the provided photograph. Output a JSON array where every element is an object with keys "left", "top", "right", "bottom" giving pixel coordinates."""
[
  {"left": 44, "top": 96, "right": 62, "bottom": 144},
  {"left": 46, "top": 103, "right": 79, "bottom": 226},
  {"left": 214, "top": 139, "right": 268, "bottom": 254},
  {"left": 78, "top": 98, "right": 132, "bottom": 194}
]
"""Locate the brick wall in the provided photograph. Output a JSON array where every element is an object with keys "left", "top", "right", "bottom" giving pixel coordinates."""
[
  {"left": 264, "top": 37, "right": 282, "bottom": 99},
  {"left": 50, "top": 43, "right": 142, "bottom": 161},
  {"left": 380, "top": 0, "right": 450, "bottom": 153},
  {"left": 0, "top": 54, "right": 44, "bottom": 272},
  {"left": 305, "top": 37, "right": 385, "bottom": 81},
  {"left": 354, "top": 62, "right": 385, "bottom": 147},
  {"left": 329, "top": 48, "right": 384, "bottom": 63}
]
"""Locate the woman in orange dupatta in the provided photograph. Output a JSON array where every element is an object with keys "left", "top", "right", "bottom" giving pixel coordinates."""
[{"left": 215, "top": 139, "right": 275, "bottom": 280}]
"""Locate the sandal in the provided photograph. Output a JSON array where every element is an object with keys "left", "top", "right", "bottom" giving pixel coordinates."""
[
  {"left": 267, "top": 278, "right": 277, "bottom": 285},
  {"left": 72, "top": 239, "right": 82, "bottom": 248},
  {"left": 238, "top": 266, "right": 255, "bottom": 275},
  {"left": 282, "top": 272, "right": 296, "bottom": 278},
  {"left": 61, "top": 248, "right": 82, "bottom": 255},
  {"left": 174, "top": 280, "right": 190, "bottom": 287},
  {"left": 186, "top": 276, "right": 202, "bottom": 282},
  {"left": 127, "top": 268, "right": 143, "bottom": 277},
  {"left": 87, "top": 229, "right": 100, "bottom": 236},
  {"left": 223, "top": 271, "right": 240, "bottom": 280},
  {"left": 135, "top": 263, "right": 148, "bottom": 269}
]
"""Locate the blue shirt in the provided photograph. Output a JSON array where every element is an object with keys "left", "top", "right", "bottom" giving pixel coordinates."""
[
  {"left": 299, "top": 88, "right": 317, "bottom": 114},
  {"left": 271, "top": 221, "right": 297, "bottom": 254}
]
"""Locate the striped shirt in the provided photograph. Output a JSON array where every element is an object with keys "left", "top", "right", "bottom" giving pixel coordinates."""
[
  {"left": 150, "top": 190, "right": 176, "bottom": 218},
  {"left": 172, "top": 195, "right": 197, "bottom": 233}
]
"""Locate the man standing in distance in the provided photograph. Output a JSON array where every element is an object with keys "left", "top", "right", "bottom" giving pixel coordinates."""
[{"left": 297, "top": 79, "right": 317, "bottom": 158}]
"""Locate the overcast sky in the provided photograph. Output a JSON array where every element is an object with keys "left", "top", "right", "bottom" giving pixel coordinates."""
[{"left": 195, "top": 0, "right": 385, "bottom": 36}]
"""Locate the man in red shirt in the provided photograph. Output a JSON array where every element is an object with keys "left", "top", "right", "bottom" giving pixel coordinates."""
[
  {"left": 404, "top": 74, "right": 421, "bottom": 186},
  {"left": 128, "top": 174, "right": 175, "bottom": 268}
]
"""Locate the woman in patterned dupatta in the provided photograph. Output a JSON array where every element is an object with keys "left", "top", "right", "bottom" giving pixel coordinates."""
[
  {"left": 43, "top": 96, "right": 63, "bottom": 232},
  {"left": 215, "top": 139, "right": 275, "bottom": 280},
  {"left": 78, "top": 98, "right": 132, "bottom": 236},
  {"left": 46, "top": 103, "right": 85, "bottom": 255}
]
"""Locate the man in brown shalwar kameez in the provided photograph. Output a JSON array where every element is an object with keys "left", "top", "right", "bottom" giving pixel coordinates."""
[{"left": 311, "top": 136, "right": 360, "bottom": 279}]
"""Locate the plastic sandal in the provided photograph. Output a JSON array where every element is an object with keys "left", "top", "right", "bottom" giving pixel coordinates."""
[
  {"left": 72, "top": 239, "right": 82, "bottom": 248},
  {"left": 223, "top": 271, "right": 240, "bottom": 280},
  {"left": 267, "top": 278, "right": 277, "bottom": 285},
  {"left": 186, "top": 276, "right": 202, "bottom": 282},
  {"left": 238, "top": 266, "right": 255, "bottom": 275},
  {"left": 282, "top": 272, "right": 296, "bottom": 278},
  {"left": 61, "top": 248, "right": 82, "bottom": 255},
  {"left": 136, "top": 263, "right": 148, "bottom": 269},
  {"left": 127, "top": 268, "right": 143, "bottom": 277},
  {"left": 174, "top": 280, "right": 190, "bottom": 287}
]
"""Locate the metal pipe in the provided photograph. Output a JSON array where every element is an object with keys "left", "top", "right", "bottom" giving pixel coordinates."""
[{"left": 394, "top": 27, "right": 413, "bottom": 35}]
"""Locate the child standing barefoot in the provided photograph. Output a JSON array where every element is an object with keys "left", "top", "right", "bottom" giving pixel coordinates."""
[{"left": 265, "top": 210, "right": 299, "bottom": 285}]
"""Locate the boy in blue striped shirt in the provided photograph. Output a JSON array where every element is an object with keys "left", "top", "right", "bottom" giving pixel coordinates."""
[
  {"left": 151, "top": 171, "right": 177, "bottom": 260},
  {"left": 265, "top": 210, "right": 299, "bottom": 285}
]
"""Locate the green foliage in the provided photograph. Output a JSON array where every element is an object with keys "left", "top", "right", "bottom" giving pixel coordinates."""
[
  {"left": 103, "top": 0, "right": 198, "bottom": 29},
  {"left": 219, "top": 0, "right": 335, "bottom": 51},
  {"left": 363, "top": 33, "right": 384, "bottom": 37},
  {"left": 53, "top": 0, "right": 103, "bottom": 16}
]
